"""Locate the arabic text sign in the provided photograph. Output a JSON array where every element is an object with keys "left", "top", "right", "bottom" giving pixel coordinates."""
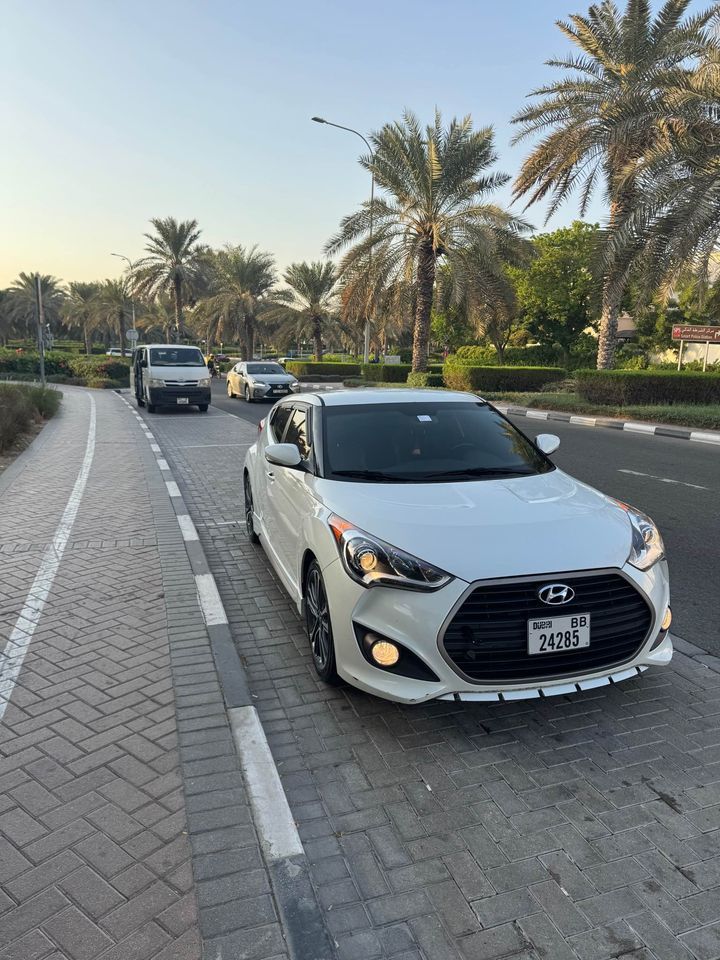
[{"left": 672, "top": 324, "right": 720, "bottom": 343}]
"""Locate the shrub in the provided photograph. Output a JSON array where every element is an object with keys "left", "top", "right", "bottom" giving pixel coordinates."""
[
  {"left": 285, "top": 361, "right": 361, "bottom": 378},
  {"left": 443, "top": 365, "right": 566, "bottom": 393},
  {"left": 0, "top": 384, "right": 61, "bottom": 452},
  {"left": 407, "top": 372, "right": 445, "bottom": 387},
  {"left": 576, "top": 370, "right": 720, "bottom": 406},
  {"left": 86, "top": 377, "right": 123, "bottom": 389},
  {"left": 361, "top": 363, "right": 411, "bottom": 382},
  {"left": 69, "top": 357, "right": 130, "bottom": 382}
]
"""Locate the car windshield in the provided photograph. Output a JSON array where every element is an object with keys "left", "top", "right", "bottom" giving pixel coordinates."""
[
  {"left": 246, "top": 363, "right": 285, "bottom": 375},
  {"left": 322, "top": 401, "right": 553, "bottom": 482},
  {"left": 149, "top": 347, "right": 205, "bottom": 367}
]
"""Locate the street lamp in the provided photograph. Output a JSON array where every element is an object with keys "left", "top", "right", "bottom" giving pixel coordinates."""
[
  {"left": 111, "top": 252, "right": 137, "bottom": 354},
  {"left": 312, "top": 116, "right": 374, "bottom": 364}
]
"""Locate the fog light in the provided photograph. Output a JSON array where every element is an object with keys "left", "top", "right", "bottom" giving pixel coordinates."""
[
  {"left": 369, "top": 637, "right": 400, "bottom": 667},
  {"left": 661, "top": 607, "right": 672, "bottom": 631}
]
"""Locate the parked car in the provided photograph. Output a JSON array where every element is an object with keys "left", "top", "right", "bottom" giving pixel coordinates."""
[
  {"left": 106, "top": 347, "right": 126, "bottom": 357},
  {"left": 130, "top": 344, "right": 211, "bottom": 413},
  {"left": 243, "top": 389, "right": 672, "bottom": 704},
  {"left": 226, "top": 361, "right": 298, "bottom": 402}
]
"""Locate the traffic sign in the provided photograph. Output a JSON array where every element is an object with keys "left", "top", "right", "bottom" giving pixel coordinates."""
[
  {"left": 672, "top": 324, "right": 720, "bottom": 343},
  {"left": 126, "top": 329, "right": 139, "bottom": 342}
]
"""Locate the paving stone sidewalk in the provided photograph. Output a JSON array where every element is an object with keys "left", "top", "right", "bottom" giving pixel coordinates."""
[
  {"left": 0, "top": 390, "right": 287, "bottom": 960},
  {"left": 145, "top": 401, "right": 720, "bottom": 960}
]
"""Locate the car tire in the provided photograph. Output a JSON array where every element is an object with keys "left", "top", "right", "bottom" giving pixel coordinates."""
[
  {"left": 244, "top": 385, "right": 253, "bottom": 403},
  {"left": 136, "top": 396, "right": 145, "bottom": 408},
  {"left": 198, "top": 404, "right": 209, "bottom": 412},
  {"left": 227, "top": 381, "right": 234, "bottom": 398},
  {"left": 244, "top": 475, "right": 260, "bottom": 544},
  {"left": 147, "top": 403, "right": 156, "bottom": 413},
  {"left": 304, "top": 560, "right": 340, "bottom": 684}
]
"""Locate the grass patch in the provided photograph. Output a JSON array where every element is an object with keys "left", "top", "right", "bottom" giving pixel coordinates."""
[
  {"left": 0, "top": 383, "right": 62, "bottom": 453},
  {"left": 483, "top": 391, "right": 720, "bottom": 430}
]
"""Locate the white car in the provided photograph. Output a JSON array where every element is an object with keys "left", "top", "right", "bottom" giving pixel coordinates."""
[
  {"left": 226, "top": 361, "right": 298, "bottom": 402},
  {"left": 243, "top": 389, "right": 672, "bottom": 704}
]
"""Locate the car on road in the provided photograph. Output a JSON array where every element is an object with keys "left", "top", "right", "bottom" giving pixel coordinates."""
[
  {"left": 227, "top": 361, "right": 298, "bottom": 402},
  {"left": 243, "top": 389, "right": 672, "bottom": 704},
  {"left": 106, "top": 347, "right": 126, "bottom": 357},
  {"left": 130, "top": 344, "right": 212, "bottom": 413}
]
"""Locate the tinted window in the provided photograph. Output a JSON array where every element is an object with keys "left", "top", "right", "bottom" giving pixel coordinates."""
[
  {"left": 247, "top": 363, "right": 285, "bottom": 375},
  {"left": 322, "top": 402, "right": 552, "bottom": 482},
  {"left": 284, "top": 408, "right": 311, "bottom": 459},
  {"left": 270, "top": 404, "right": 292, "bottom": 441},
  {"left": 150, "top": 347, "right": 205, "bottom": 366}
]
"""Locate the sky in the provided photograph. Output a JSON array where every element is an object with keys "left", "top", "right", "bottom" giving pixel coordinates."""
[{"left": 0, "top": 0, "right": 691, "bottom": 287}]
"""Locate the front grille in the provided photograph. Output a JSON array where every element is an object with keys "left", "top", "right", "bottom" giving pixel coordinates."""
[{"left": 440, "top": 572, "right": 653, "bottom": 684}]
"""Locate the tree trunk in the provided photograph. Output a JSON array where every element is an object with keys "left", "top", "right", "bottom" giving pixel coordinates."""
[
  {"left": 244, "top": 314, "right": 255, "bottom": 360},
  {"left": 597, "top": 281, "right": 621, "bottom": 369},
  {"left": 411, "top": 241, "right": 436, "bottom": 372},
  {"left": 119, "top": 308, "right": 127, "bottom": 357},
  {"left": 495, "top": 342, "right": 505, "bottom": 364},
  {"left": 173, "top": 275, "right": 182, "bottom": 344},
  {"left": 84, "top": 321, "right": 91, "bottom": 356},
  {"left": 312, "top": 314, "right": 323, "bottom": 361}
]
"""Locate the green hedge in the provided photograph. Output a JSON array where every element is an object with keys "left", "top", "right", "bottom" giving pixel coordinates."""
[
  {"left": 450, "top": 342, "right": 598, "bottom": 369},
  {"left": 444, "top": 365, "right": 566, "bottom": 393},
  {"left": 576, "top": 370, "right": 720, "bottom": 406},
  {"left": 0, "top": 384, "right": 62, "bottom": 452},
  {"left": 0, "top": 351, "right": 130, "bottom": 384},
  {"left": 407, "top": 372, "right": 444, "bottom": 388},
  {"left": 361, "top": 363, "right": 411, "bottom": 382},
  {"left": 285, "top": 361, "right": 361, "bottom": 378}
]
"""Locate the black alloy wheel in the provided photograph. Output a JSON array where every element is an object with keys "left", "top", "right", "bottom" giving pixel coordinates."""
[{"left": 304, "top": 560, "right": 339, "bottom": 683}]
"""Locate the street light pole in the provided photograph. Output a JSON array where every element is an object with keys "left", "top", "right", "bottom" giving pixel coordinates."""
[
  {"left": 111, "top": 253, "right": 136, "bottom": 355},
  {"left": 312, "top": 117, "right": 374, "bottom": 364}
]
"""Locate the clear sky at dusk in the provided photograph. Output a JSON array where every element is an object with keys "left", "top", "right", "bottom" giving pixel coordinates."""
[{"left": 1, "top": 0, "right": 701, "bottom": 287}]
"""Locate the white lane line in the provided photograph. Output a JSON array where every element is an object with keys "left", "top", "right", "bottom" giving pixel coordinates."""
[
  {"left": 156, "top": 459, "right": 170, "bottom": 471},
  {"left": 195, "top": 574, "right": 228, "bottom": 625},
  {"left": 0, "top": 395, "right": 97, "bottom": 722},
  {"left": 228, "top": 705, "right": 304, "bottom": 861},
  {"left": 178, "top": 443, "right": 249, "bottom": 448},
  {"left": 165, "top": 480, "right": 181, "bottom": 497},
  {"left": 691, "top": 431, "right": 720, "bottom": 445},
  {"left": 177, "top": 514, "right": 199, "bottom": 541},
  {"left": 150, "top": 443, "right": 161, "bottom": 453},
  {"left": 623, "top": 422, "right": 655, "bottom": 434},
  {"left": 618, "top": 468, "right": 709, "bottom": 491}
]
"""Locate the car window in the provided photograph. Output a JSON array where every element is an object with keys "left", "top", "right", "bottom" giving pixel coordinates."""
[
  {"left": 270, "top": 404, "right": 292, "bottom": 442},
  {"left": 321, "top": 401, "right": 553, "bottom": 482},
  {"left": 246, "top": 363, "right": 285, "bottom": 375},
  {"left": 149, "top": 347, "right": 205, "bottom": 366},
  {"left": 233, "top": 363, "right": 243, "bottom": 373},
  {"left": 284, "top": 407, "right": 311, "bottom": 459}
]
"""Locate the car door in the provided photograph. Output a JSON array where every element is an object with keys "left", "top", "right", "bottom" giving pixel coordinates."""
[
  {"left": 230, "top": 362, "right": 243, "bottom": 395},
  {"left": 255, "top": 401, "right": 293, "bottom": 557},
  {"left": 269, "top": 403, "right": 316, "bottom": 596}
]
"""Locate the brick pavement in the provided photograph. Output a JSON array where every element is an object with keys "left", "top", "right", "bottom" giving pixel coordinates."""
[
  {"left": 0, "top": 390, "right": 288, "bottom": 960},
  {"left": 147, "top": 401, "right": 720, "bottom": 960}
]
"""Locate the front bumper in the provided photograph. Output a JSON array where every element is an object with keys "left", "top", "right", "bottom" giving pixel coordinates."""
[
  {"left": 149, "top": 387, "right": 211, "bottom": 406},
  {"left": 322, "top": 558, "right": 671, "bottom": 704},
  {"left": 251, "top": 383, "right": 295, "bottom": 400}
]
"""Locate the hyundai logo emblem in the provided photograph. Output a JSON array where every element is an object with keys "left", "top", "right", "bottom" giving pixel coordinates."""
[{"left": 538, "top": 583, "right": 575, "bottom": 605}]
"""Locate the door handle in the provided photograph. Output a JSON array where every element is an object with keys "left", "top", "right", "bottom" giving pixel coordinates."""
[{"left": 266, "top": 471, "right": 275, "bottom": 481}]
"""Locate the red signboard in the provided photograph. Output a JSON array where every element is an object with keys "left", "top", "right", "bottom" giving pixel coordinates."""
[{"left": 672, "top": 324, "right": 720, "bottom": 342}]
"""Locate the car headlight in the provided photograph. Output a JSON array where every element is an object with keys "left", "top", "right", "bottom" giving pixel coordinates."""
[
  {"left": 148, "top": 378, "right": 165, "bottom": 388},
  {"left": 612, "top": 499, "right": 665, "bottom": 571},
  {"left": 328, "top": 514, "right": 452, "bottom": 590},
  {"left": 197, "top": 377, "right": 211, "bottom": 387},
  {"left": 252, "top": 380, "right": 266, "bottom": 387}
]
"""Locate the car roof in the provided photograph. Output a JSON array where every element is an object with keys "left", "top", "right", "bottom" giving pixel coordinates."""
[
  {"left": 290, "top": 388, "right": 482, "bottom": 406},
  {"left": 142, "top": 343, "right": 205, "bottom": 349}
]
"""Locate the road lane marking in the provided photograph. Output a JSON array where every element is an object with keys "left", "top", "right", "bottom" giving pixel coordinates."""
[
  {"left": 0, "top": 395, "right": 97, "bottom": 722},
  {"left": 156, "top": 459, "right": 170, "bottom": 471},
  {"left": 150, "top": 443, "right": 161, "bottom": 453},
  {"left": 228, "top": 705, "right": 304, "bottom": 861},
  {"left": 165, "top": 480, "right": 181, "bottom": 497},
  {"left": 195, "top": 574, "right": 229, "bottom": 625},
  {"left": 618, "top": 468, "right": 709, "bottom": 490},
  {"left": 177, "top": 514, "right": 199, "bottom": 541}
]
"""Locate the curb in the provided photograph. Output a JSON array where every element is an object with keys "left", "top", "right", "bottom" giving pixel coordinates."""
[
  {"left": 115, "top": 392, "right": 335, "bottom": 960},
  {"left": 494, "top": 403, "right": 720, "bottom": 445}
]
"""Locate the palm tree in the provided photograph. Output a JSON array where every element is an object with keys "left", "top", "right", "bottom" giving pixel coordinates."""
[
  {"left": 97, "top": 279, "right": 132, "bottom": 356},
  {"left": 327, "top": 111, "right": 530, "bottom": 372},
  {"left": 133, "top": 217, "right": 204, "bottom": 342},
  {"left": 267, "top": 261, "right": 338, "bottom": 361},
  {"left": 195, "top": 246, "right": 277, "bottom": 358},
  {"left": 8, "top": 272, "right": 65, "bottom": 339},
  {"left": 64, "top": 282, "right": 101, "bottom": 354},
  {"left": 511, "top": 0, "right": 717, "bottom": 368}
]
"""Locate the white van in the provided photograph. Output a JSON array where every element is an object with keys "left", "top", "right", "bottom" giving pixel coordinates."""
[{"left": 130, "top": 344, "right": 212, "bottom": 413}]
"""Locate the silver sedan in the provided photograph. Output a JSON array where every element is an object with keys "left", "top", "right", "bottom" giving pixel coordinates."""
[{"left": 226, "top": 361, "right": 298, "bottom": 402}]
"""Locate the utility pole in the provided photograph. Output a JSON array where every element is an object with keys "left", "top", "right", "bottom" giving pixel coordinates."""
[{"left": 34, "top": 275, "right": 46, "bottom": 387}]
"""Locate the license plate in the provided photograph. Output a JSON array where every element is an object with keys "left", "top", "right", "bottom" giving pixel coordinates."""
[
  {"left": 177, "top": 397, "right": 189, "bottom": 404},
  {"left": 528, "top": 613, "right": 590, "bottom": 655}
]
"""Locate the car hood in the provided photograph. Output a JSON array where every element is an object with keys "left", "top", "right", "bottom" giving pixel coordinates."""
[
  {"left": 309, "top": 469, "right": 632, "bottom": 582},
  {"left": 249, "top": 373, "right": 295, "bottom": 384}
]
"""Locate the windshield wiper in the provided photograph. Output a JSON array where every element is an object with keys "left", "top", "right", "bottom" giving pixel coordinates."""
[
  {"left": 331, "top": 469, "right": 412, "bottom": 482},
  {"left": 412, "top": 467, "right": 537, "bottom": 480}
]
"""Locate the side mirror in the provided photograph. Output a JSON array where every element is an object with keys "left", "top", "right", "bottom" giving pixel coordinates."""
[
  {"left": 265, "top": 443, "right": 302, "bottom": 468},
  {"left": 536, "top": 433, "right": 560, "bottom": 455},
  {"left": 140, "top": 358, "right": 148, "bottom": 368}
]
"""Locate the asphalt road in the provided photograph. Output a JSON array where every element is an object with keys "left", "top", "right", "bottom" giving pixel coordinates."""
[{"left": 207, "top": 379, "right": 720, "bottom": 652}]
